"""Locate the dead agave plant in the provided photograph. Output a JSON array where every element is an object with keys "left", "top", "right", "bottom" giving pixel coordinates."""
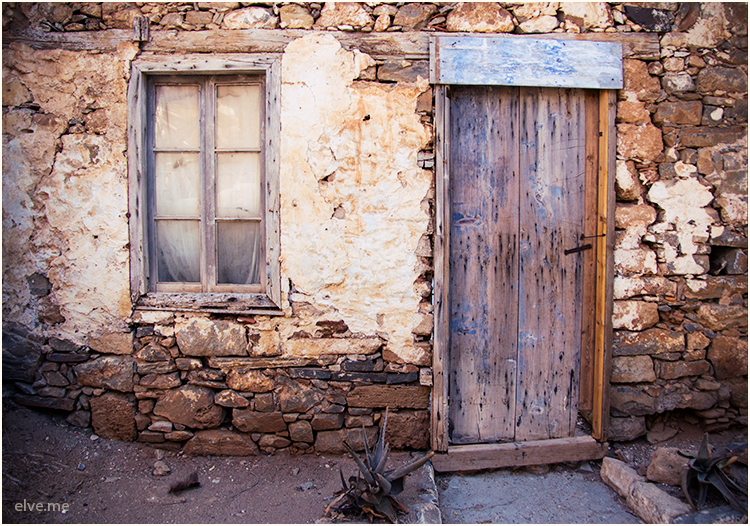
[
  {"left": 325, "top": 408, "right": 435, "bottom": 523},
  {"left": 680, "top": 434, "right": 747, "bottom": 514}
]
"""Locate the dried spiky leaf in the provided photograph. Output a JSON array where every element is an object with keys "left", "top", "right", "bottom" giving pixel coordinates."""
[
  {"left": 386, "top": 451, "right": 435, "bottom": 482},
  {"left": 375, "top": 443, "right": 390, "bottom": 475},
  {"left": 344, "top": 441, "right": 376, "bottom": 486},
  {"left": 373, "top": 408, "right": 389, "bottom": 466}
]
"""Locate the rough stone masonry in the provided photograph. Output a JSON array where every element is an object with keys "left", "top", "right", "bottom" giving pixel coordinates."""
[{"left": 2, "top": 2, "right": 747, "bottom": 454}]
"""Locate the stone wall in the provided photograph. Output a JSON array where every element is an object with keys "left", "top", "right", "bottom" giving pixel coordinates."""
[{"left": 2, "top": 2, "right": 747, "bottom": 453}]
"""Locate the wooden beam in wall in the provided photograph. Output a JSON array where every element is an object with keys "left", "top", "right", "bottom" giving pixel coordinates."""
[
  {"left": 431, "top": 435, "right": 608, "bottom": 473},
  {"left": 3, "top": 29, "right": 660, "bottom": 61}
]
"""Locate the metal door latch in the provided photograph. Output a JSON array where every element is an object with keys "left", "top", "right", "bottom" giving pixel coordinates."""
[{"left": 564, "top": 243, "right": 592, "bottom": 255}]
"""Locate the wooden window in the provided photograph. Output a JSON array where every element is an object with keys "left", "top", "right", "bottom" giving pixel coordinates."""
[{"left": 128, "top": 57, "right": 281, "bottom": 314}]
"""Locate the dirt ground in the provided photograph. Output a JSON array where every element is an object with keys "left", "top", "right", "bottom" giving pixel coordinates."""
[
  {"left": 3, "top": 400, "right": 432, "bottom": 524},
  {"left": 2, "top": 398, "right": 747, "bottom": 524}
]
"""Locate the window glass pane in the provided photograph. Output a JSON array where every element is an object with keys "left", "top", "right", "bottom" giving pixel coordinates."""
[
  {"left": 216, "top": 152, "right": 261, "bottom": 218},
  {"left": 155, "top": 153, "right": 200, "bottom": 217},
  {"left": 155, "top": 85, "right": 200, "bottom": 149},
  {"left": 217, "top": 221, "right": 261, "bottom": 284},
  {"left": 156, "top": 220, "right": 200, "bottom": 282},
  {"left": 216, "top": 84, "right": 260, "bottom": 149}
]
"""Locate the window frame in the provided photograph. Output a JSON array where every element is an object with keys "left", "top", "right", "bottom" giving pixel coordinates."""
[{"left": 128, "top": 55, "right": 282, "bottom": 315}]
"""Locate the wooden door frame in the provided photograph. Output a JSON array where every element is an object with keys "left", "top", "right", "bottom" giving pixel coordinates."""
[{"left": 431, "top": 87, "right": 616, "bottom": 471}]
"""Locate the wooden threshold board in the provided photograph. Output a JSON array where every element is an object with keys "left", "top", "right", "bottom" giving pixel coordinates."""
[{"left": 431, "top": 436, "right": 608, "bottom": 473}]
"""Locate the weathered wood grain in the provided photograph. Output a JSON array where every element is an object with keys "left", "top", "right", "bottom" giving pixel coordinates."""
[
  {"left": 516, "top": 87, "right": 585, "bottom": 441},
  {"left": 448, "top": 85, "right": 519, "bottom": 444},
  {"left": 592, "top": 90, "right": 616, "bottom": 441},
  {"left": 579, "top": 90, "right": 601, "bottom": 414},
  {"left": 3, "top": 29, "right": 659, "bottom": 61},
  {"left": 432, "top": 85, "right": 450, "bottom": 452},
  {"left": 431, "top": 435, "right": 608, "bottom": 472},
  {"left": 431, "top": 36, "right": 623, "bottom": 89}
]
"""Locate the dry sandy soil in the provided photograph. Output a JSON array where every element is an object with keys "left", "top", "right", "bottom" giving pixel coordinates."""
[{"left": 2, "top": 397, "right": 747, "bottom": 524}]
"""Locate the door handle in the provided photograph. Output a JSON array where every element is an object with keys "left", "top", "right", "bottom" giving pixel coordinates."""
[{"left": 564, "top": 243, "right": 592, "bottom": 255}]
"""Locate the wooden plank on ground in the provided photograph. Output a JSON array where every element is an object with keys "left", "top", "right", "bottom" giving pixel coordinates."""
[
  {"left": 579, "top": 90, "right": 601, "bottom": 413},
  {"left": 431, "top": 436, "right": 608, "bottom": 472},
  {"left": 431, "top": 36, "right": 623, "bottom": 89},
  {"left": 448, "top": 85, "right": 520, "bottom": 444}
]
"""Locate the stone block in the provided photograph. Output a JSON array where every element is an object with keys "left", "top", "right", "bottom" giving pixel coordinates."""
[
  {"left": 678, "top": 126, "right": 746, "bottom": 148},
  {"left": 611, "top": 356, "right": 656, "bottom": 383},
  {"left": 214, "top": 389, "right": 250, "bottom": 408},
  {"left": 278, "top": 378, "right": 325, "bottom": 413},
  {"left": 610, "top": 385, "right": 656, "bottom": 416},
  {"left": 175, "top": 318, "right": 247, "bottom": 357},
  {"left": 392, "top": 3, "right": 436, "bottom": 30},
  {"left": 707, "top": 335, "right": 748, "bottom": 380},
  {"left": 132, "top": 311, "right": 174, "bottom": 325},
  {"left": 608, "top": 416, "right": 647, "bottom": 441},
  {"left": 722, "top": 377, "right": 748, "bottom": 408},
  {"left": 612, "top": 301, "right": 660, "bottom": 331},
  {"left": 684, "top": 276, "right": 748, "bottom": 300},
  {"left": 314, "top": 2, "right": 372, "bottom": 29},
  {"left": 153, "top": 385, "right": 225, "bottom": 429},
  {"left": 138, "top": 431, "right": 165, "bottom": 443},
  {"left": 66, "top": 410, "right": 91, "bottom": 428},
  {"left": 288, "top": 420, "right": 314, "bottom": 443},
  {"left": 279, "top": 4, "right": 314, "bottom": 29},
  {"left": 653, "top": 101, "right": 703, "bottom": 125},
  {"left": 647, "top": 447, "right": 689, "bottom": 486},
  {"left": 74, "top": 356, "right": 134, "bottom": 392},
  {"left": 222, "top": 6, "right": 277, "bottom": 29},
  {"left": 616, "top": 124, "right": 663, "bottom": 162},
  {"left": 446, "top": 2, "right": 514, "bottom": 33},
  {"left": 258, "top": 434, "right": 291, "bottom": 449},
  {"left": 615, "top": 203, "right": 657, "bottom": 229},
  {"left": 655, "top": 360, "right": 710, "bottom": 380},
  {"left": 614, "top": 329, "right": 684, "bottom": 357},
  {"left": 136, "top": 360, "right": 177, "bottom": 375},
  {"left": 90, "top": 392, "right": 137, "bottom": 441},
  {"left": 311, "top": 413, "right": 345, "bottom": 431},
  {"left": 384, "top": 410, "right": 430, "bottom": 450},
  {"left": 13, "top": 394, "right": 76, "bottom": 412},
  {"left": 165, "top": 430, "right": 194, "bottom": 441},
  {"left": 628, "top": 481, "right": 691, "bottom": 523},
  {"left": 661, "top": 72, "right": 695, "bottom": 94},
  {"left": 622, "top": 59, "right": 661, "bottom": 103},
  {"left": 615, "top": 160, "right": 645, "bottom": 202},
  {"left": 253, "top": 393, "right": 275, "bottom": 412},
  {"left": 280, "top": 337, "right": 382, "bottom": 357},
  {"left": 696, "top": 67, "right": 748, "bottom": 94},
  {"left": 687, "top": 331, "right": 711, "bottom": 351},
  {"left": 88, "top": 332, "right": 133, "bottom": 355},
  {"left": 696, "top": 304, "right": 748, "bottom": 331},
  {"left": 347, "top": 385, "right": 430, "bottom": 409},
  {"left": 226, "top": 369, "right": 274, "bottom": 392},
  {"left": 2, "top": 329, "right": 44, "bottom": 383},
  {"left": 616, "top": 101, "right": 650, "bottom": 124},
  {"left": 315, "top": 426, "right": 378, "bottom": 455},
  {"left": 175, "top": 358, "right": 203, "bottom": 371},
  {"left": 139, "top": 372, "right": 181, "bottom": 390},
  {"left": 232, "top": 409, "right": 286, "bottom": 433},
  {"left": 183, "top": 429, "right": 259, "bottom": 456},
  {"left": 134, "top": 342, "right": 171, "bottom": 362}
]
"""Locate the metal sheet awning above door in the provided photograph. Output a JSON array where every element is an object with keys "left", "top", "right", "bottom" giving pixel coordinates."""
[{"left": 430, "top": 36, "right": 623, "bottom": 89}]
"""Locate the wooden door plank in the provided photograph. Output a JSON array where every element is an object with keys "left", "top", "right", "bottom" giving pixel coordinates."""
[
  {"left": 578, "top": 91, "right": 601, "bottom": 414},
  {"left": 432, "top": 85, "right": 450, "bottom": 452},
  {"left": 431, "top": 435, "right": 608, "bottom": 472},
  {"left": 448, "top": 85, "right": 520, "bottom": 444},
  {"left": 592, "top": 90, "right": 617, "bottom": 441},
  {"left": 516, "top": 88, "right": 585, "bottom": 441}
]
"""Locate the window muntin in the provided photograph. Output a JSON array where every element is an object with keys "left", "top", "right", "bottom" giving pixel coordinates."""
[{"left": 147, "top": 74, "right": 265, "bottom": 293}]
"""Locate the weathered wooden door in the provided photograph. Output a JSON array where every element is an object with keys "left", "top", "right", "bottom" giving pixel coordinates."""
[{"left": 447, "top": 85, "right": 599, "bottom": 445}]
